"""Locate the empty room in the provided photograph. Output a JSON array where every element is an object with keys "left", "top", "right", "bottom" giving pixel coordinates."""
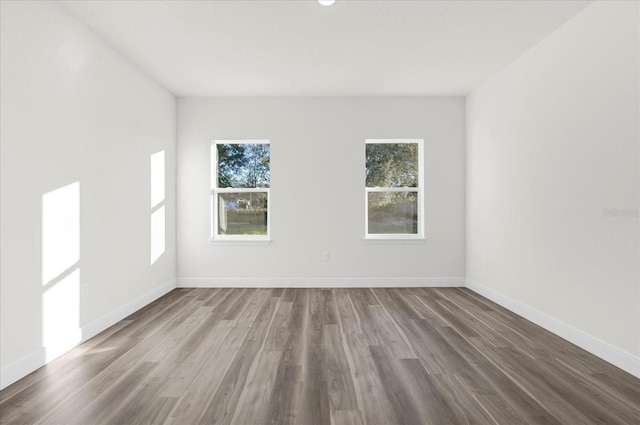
[{"left": 0, "top": 0, "right": 638, "bottom": 424}]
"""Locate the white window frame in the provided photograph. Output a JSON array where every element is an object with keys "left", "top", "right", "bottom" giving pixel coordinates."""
[
  {"left": 211, "top": 139, "right": 271, "bottom": 242},
  {"left": 365, "top": 139, "right": 424, "bottom": 240}
]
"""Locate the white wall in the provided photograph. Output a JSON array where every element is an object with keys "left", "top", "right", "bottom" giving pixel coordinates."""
[
  {"left": 177, "top": 97, "right": 465, "bottom": 284},
  {"left": 0, "top": 1, "right": 176, "bottom": 386},
  {"left": 467, "top": 0, "right": 639, "bottom": 372}
]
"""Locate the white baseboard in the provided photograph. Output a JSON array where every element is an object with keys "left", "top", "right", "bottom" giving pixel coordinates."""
[
  {"left": 466, "top": 278, "right": 640, "bottom": 378},
  {"left": 0, "top": 279, "right": 176, "bottom": 391},
  {"left": 177, "top": 276, "right": 466, "bottom": 288},
  {"left": 81, "top": 279, "right": 176, "bottom": 342},
  {"left": 0, "top": 349, "right": 46, "bottom": 392}
]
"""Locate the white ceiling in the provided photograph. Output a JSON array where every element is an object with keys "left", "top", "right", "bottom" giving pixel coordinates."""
[{"left": 58, "top": 0, "right": 593, "bottom": 97}]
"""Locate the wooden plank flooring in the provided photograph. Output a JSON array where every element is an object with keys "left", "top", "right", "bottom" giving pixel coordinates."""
[{"left": 1, "top": 288, "right": 638, "bottom": 425}]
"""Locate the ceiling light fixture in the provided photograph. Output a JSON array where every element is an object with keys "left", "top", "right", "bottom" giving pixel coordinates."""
[{"left": 318, "top": 0, "right": 335, "bottom": 6}]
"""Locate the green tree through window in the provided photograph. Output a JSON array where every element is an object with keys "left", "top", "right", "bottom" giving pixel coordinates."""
[
  {"left": 365, "top": 140, "right": 423, "bottom": 238},
  {"left": 212, "top": 141, "right": 270, "bottom": 239},
  {"left": 217, "top": 143, "right": 270, "bottom": 188},
  {"left": 366, "top": 143, "right": 418, "bottom": 188}
]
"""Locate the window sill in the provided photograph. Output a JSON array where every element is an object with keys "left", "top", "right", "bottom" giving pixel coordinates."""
[
  {"left": 209, "top": 238, "right": 272, "bottom": 245},
  {"left": 364, "top": 237, "right": 426, "bottom": 245}
]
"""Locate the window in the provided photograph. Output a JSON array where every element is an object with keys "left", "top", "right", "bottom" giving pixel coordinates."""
[
  {"left": 211, "top": 140, "right": 270, "bottom": 241},
  {"left": 365, "top": 139, "right": 424, "bottom": 239}
]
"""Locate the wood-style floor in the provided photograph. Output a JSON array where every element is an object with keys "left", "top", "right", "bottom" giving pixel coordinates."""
[{"left": 1, "top": 288, "right": 638, "bottom": 425}]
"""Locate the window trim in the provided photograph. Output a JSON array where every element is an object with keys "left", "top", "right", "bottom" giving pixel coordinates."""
[
  {"left": 365, "top": 139, "right": 424, "bottom": 240},
  {"left": 211, "top": 139, "right": 271, "bottom": 242}
]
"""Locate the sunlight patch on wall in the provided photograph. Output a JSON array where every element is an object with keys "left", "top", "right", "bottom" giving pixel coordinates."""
[
  {"left": 151, "top": 206, "right": 166, "bottom": 265},
  {"left": 42, "top": 269, "right": 80, "bottom": 360},
  {"left": 150, "top": 150, "right": 165, "bottom": 209},
  {"left": 150, "top": 151, "right": 165, "bottom": 264},
  {"left": 42, "top": 182, "right": 79, "bottom": 284},
  {"left": 41, "top": 181, "right": 81, "bottom": 361}
]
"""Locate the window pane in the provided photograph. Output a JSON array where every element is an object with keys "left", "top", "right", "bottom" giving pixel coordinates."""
[
  {"left": 368, "top": 191, "right": 417, "bottom": 234},
  {"left": 366, "top": 143, "right": 418, "bottom": 188},
  {"left": 218, "top": 192, "right": 268, "bottom": 235},
  {"left": 217, "top": 143, "right": 270, "bottom": 188}
]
